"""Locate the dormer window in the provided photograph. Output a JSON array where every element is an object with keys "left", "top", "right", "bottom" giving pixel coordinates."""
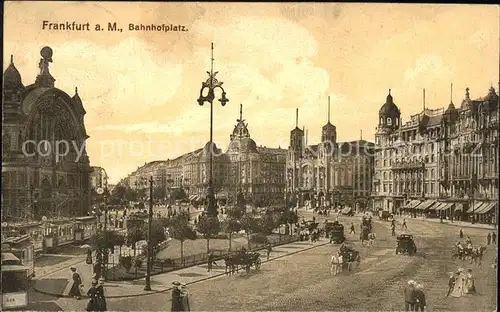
[
  {"left": 387, "top": 118, "right": 392, "bottom": 126},
  {"left": 380, "top": 117, "right": 384, "bottom": 124}
]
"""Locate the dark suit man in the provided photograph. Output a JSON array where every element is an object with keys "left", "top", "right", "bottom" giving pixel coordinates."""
[
  {"left": 404, "top": 281, "right": 416, "bottom": 311},
  {"left": 414, "top": 284, "right": 426, "bottom": 311},
  {"left": 171, "top": 281, "right": 183, "bottom": 312}
]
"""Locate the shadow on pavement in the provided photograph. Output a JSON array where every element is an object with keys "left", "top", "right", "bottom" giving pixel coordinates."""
[{"left": 34, "top": 278, "right": 68, "bottom": 296}]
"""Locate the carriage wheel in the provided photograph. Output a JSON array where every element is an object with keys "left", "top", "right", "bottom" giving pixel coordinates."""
[{"left": 255, "top": 258, "right": 261, "bottom": 270}]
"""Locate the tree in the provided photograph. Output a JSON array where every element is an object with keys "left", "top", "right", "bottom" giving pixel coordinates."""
[
  {"left": 279, "top": 209, "right": 298, "bottom": 235},
  {"left": 240, "top": 213, "right": 260, "bottom": 250},
  {"left": 126, "top": 227, "right": 146, "bottom": 256},
  {"left": 153, "top": 185, "right": 166, "bottom": 201},
  {"left": 149, "top": 219, "right": 167, "bottom": 250},
  {"left": 222, "top": 217, "right": 242, "bottom": 251},
  {"left": 196, "top": 214, "right": 221, "bottom": 253},
  {"left": 169, "top": 211, "right": 197, "bottom": 265},
  {"left": 259, "top": 212, "right": 279, "bottom": 235}
]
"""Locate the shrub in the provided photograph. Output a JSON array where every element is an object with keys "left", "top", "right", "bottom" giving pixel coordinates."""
[
  {"left": 119, "top": 256, "right": 132, "bottom": 272},
  {"left": 249, "top": 233, "right": 268, "bottom": 244},
  {"left": 132, "top": 257, "right": 143, "bottom": 268}
]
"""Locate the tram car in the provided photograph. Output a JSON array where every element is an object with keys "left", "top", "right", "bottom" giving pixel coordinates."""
[
  {"left": 1, "top": 252, "right": 30, "bottom": 310},
  {"left": 74, "top": 216, "right": 97, "bottom": 243},
  {"left": 6, "top": 222, "right": 44, "bottom": 255},
  {"left": 1, "top": 235, "right": 35, "bottom": 279},
  {"left": 43, "top": 218, "right": 75, "bottom": 251}
]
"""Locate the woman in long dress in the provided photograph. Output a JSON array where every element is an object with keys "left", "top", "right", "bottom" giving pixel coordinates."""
[
  {"left": 68, "top": 267, "right": 82, "bottom": 299},
  {"left": 465, "top": 268, "right": 476, "bottom": 294},
  {"left": 450, "top": 269, "right": 464, "bottom": 298}
]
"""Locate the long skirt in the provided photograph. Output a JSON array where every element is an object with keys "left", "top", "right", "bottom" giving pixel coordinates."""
[
  {"left": 68, "top": 282, "right": 82, "bottom": 297},
  {"left": 450, "top": 278, "right": 464, "bottom": 298}
]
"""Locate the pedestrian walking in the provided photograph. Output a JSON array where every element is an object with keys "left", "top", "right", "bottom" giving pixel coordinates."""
[
  {"left": 180, "top": 282, "right": 191, "bottom": 311},
  {"left": 93, "top": 260, "right": 102, "bottom": 280},
  {"left": 404, "top": 280, "right": 416, "bottom": 311},
  {"left": 349, "top": 223, "right": 355, "bottom": 234},
  {"left": 266, "top": 243, "right": 272, "bottom": 261},
  {"left": 487, "top": 233, "right": 491, "bottom": 245},
  {"left": 459, "top": 229, "right": 464, "bottom": 239},
  {"left": 68, "top": 267, "right": 82, "bottom": 300},
  {"left": 86, "top": 248, "right": 93, "bottom": 265},
  {"left": 207, "top": 251, "right": 217, "bottom": 272},
  {"left": 492, "top": 232, "right": 497, "bottom": 244},
  {"left": 402, "top": 219, "right": 408, "bottom": 230},
  {"left": 446, "top": 272, "right": 455, "bottom": 297},
  {"left": 391, "top": 224, "right": 396, "bottom": 237},
  {"left": 414, "top": 284, "right": 426, "bottom": 311},
  {"left": 337, "top": 251, "right": 343, "bottom": 274},
  {"left": 330, "top": 254, "right": 339, "bottom": 276},
  {"left": 465, "top": 268, "right": 476, "bottom": 294},
  {"left": 86, "top": 279, "right": 99, "bottom": 311},
  {"left": 171, "top": 281, "right": 182, "bottom": 312}
]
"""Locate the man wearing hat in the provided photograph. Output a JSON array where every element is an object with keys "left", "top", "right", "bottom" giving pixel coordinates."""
[
  {"left": 404, "top": 280, "right": 416, "bottom": 311},
  {"left": 414, "top": 284, "right": 426, "bottom": 311},
  {"left": 171, "top": 281, "right": 182, "bottom": 312},
  {"left": 180, "top": 282, "right": 190, "bottom": 311}
]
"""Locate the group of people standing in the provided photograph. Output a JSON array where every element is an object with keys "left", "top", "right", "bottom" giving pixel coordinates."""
[
  {"left": 171, "top": 281, "right": 191, "bottom": 311},
  {"left": 446, "top": 267, "right": 476, "bottom": 298},
  {"left": 403, "top": 280, "right": 426, "bottom": 311}
]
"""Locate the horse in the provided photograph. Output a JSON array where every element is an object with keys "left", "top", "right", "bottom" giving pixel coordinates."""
[
  {"left": 470, "top": 246, "right": 486, "bottom": 266},
  {"left": 224, "top": 251, "right": 261, "bottom": 274},
  {"left": 223, "top": 254, "right": 237, "bottom": 276}
]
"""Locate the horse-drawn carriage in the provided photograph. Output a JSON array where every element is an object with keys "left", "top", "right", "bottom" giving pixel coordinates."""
[
  {"left": 326, "top": 222, "right": 345, "bottom": 244},
  {"left": 451, "top": 243, "right": 485, "bottom": 263},
  {"left": 339, "top": 244, "right": 361, "bottom": 271},
  {"left": 360, "top": 216, "right": 373, "bottom": 241},
  {"left": 378, "top": 210, "right": 393, "bottom": 221},
  {"left": 395, "top": 234, "right": 417, "bottom": 256},
  {"left": 224, "top": 249, "right": 261, "bottom": 275}
]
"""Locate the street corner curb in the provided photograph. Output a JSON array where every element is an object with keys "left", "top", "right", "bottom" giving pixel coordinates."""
[{"left": 32, "top": 283, "right": 69, "bottom": 298}]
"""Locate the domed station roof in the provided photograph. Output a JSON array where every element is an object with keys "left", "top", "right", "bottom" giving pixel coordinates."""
[{"left": 379, "top": 89, "right": 400, "bottom": 117}]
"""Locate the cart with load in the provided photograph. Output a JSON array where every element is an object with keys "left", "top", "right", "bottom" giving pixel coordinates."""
[{"left": 396, "top": 234, "right": 417, "bottom": 256}]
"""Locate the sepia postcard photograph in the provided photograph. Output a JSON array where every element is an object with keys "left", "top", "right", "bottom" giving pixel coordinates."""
[{"left": 1, "top": 2, "right": 498, "bottom": 311}]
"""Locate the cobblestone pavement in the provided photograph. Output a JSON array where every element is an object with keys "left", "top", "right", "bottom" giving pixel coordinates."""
[{"left": 30, "top": 212, "right": 497, "bottom": 311}]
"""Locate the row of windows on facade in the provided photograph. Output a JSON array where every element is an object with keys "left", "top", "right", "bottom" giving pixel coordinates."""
[{"left": 377, "top": 182, "right": 439, "bottom": 194}]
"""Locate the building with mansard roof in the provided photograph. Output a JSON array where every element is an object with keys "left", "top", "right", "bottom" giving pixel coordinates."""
[
  {"left": 286, "top": 99, "right": 375, "bottom": 210},
  {"left": 2, "top": 47, "right": 92, "bottom": 221},
  {"left": 117, "top": 105, "right": 287, "bottom": 206},
  {"left": 372, "top": 86, "right": 498, "bottom": 225}
]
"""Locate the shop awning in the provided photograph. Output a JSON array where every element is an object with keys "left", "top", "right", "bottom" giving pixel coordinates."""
[
  {"left": 467, "top": 201, "right": 485, "bottom": 213},
  {"left": 430, "top": 202, "right": 445, "bottom": 210},
  {"left": 416, "top": 200, "right": 436, "bottom": 210},
  {"left": 454, "top": 203, "right": 464, "bottom": 211},
  {"left": 476, "top": 202, "right": 497, "bottom": 214},
  {"left": 404, "top": 200, "right": 421, "bottom": 209},
  {"left": 439, "top": 203, "right": 454, "bottom": 211},
  {"left": 189, "top": 195, "right": 197, "bottom": 200}
]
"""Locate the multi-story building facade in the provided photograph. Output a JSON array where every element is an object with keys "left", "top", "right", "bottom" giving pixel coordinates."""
[
  {"left": 286, "top": 104, "right": 375, "bottom": 210},
  {"left": 118, "top": 105, "right": 287, "bottom": 205},
  {"left": 90, "top": 167, "right": 109, "bottom": 190},
  {"left": 2, "top": 47, "right": 92, "bottom": 221},
  {"left": 372, "top": 86, "right": 498, "bottom": 224}
]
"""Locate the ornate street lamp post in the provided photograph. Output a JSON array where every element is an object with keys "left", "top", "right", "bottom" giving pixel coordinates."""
[{"left": 197, "top": 42, "right": 229, "bottom": 217}]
